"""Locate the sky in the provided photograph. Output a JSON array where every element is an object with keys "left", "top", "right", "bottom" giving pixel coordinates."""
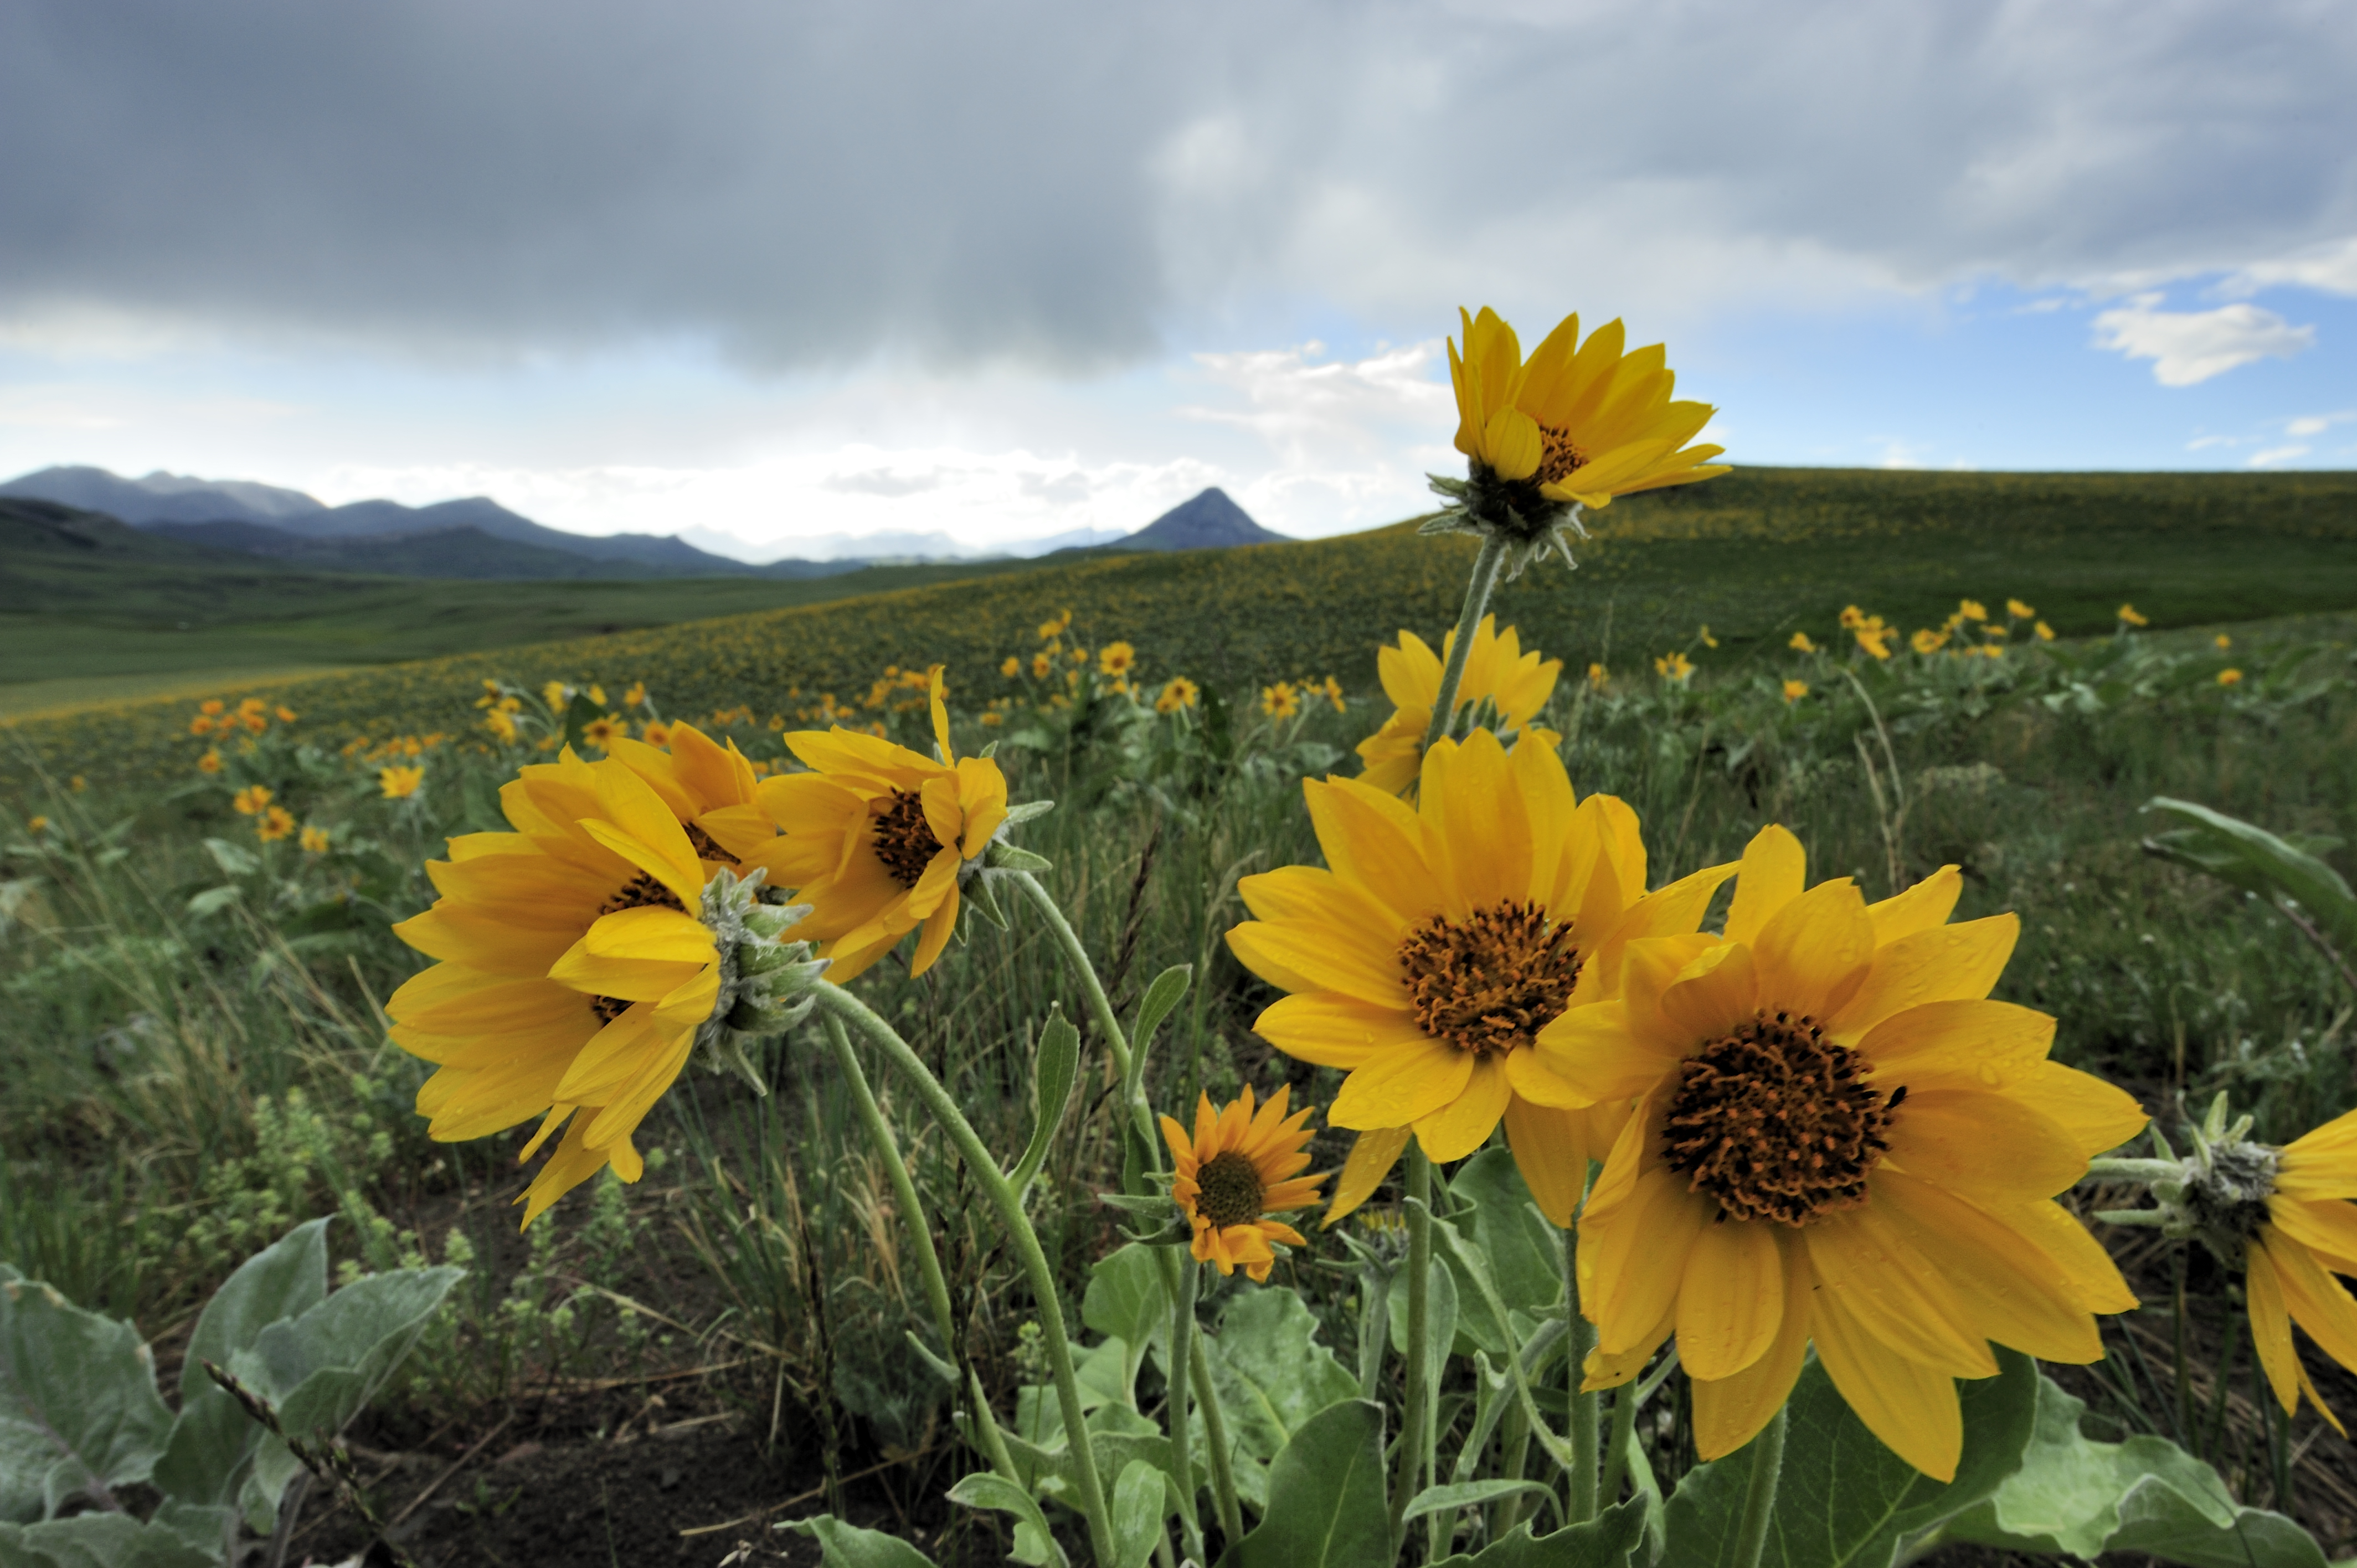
[{"left": 2, "top": 1, "right": 2352, "bottom": 559}]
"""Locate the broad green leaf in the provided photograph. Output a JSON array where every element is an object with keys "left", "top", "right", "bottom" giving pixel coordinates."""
[
  {"left": 1109, "top": 1458, "right": 1167, "bottom": 1568},
  {"left": 0, "top": 1277, "right": 173, "bottom": 1523},
  {"left": 1944, "top": 1372, "right": 2329, "bottom": 1567},
  {"left": 1081, "top": 1246, "right": 1170, "bottom": 1408},
  {"left": 780, "top": 1513, "right": 943, "bottom": 1568},
  {"left": 0, "top": 1513, "right": 216, "bottom": 1568},
  {"left": 1230, "top": 1399, "right": 1387, "bottom": 1568},
  {"left": 199, "top": 839, "right": 258, "bottom": 878},
  {"left": 1206, "top": 1289, "right": 1361, "bottom": 1466},
  {"left": 1430, "top": 1214, "right": 1529, "bottom": 1360},
  {"left": 1130, "top": 967, "right": 1191, "bottom": 1055},
  {"left": 1389, "top": 1250, "right": 1465, "bottom": 1373},
  {"left": 1430, "top": 1497, "right": 1652, "bottom": 1567},
  {"left": 1011, "top": 1008, "right": 1081, "bottom": 1195},
  {"left": 1659, "top": 1348, "right": 2039, "bottom": 1568},
  {"left": 1405, "top": 1479, "right": 1560, "bottom": 1524},
  {"left": 1445, "top": 1151, "right": 1563, "bottom": 1325},
  {"left": 2143, "top": 797, "right": 2357, "bottom": 955},
  {"left": 152, "top": 1219, "right": 333, "bottom": 1509},
  {"left": 948, "top": 1471, "right": 1069, "bottom": 1568}
]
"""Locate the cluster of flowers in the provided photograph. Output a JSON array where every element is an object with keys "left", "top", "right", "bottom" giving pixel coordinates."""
[
  {"left": 1258, "top": 675, "right": 1346, "bottom": 720},
  {"left": 189, "top": 696, "right": 299, "bottom": 778},
  {"left": 994, "top": 609, "right": 1203, "bottom": 722}
]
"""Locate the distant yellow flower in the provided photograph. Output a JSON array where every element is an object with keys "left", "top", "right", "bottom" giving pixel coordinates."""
[
  {"left": 543, "top": 680, "right": 569, "bottom": 713},
  {"left": 241, "top": 711, "right": 267, "bottom": 734},
  {"left": 191, "top": 715, "right": 215, "bottom": 736},
  {"left": 1001, "top": 656, "right": 1021, "bottom": 678},
  {"left": 1261, "top": 682, "right": 1301, "bottom": 719},
  {"left": 1782, "top": 679, "right": 1809, "bottom": 703},
  {"left": 1699, "top": 625, "right": 1719, "bottom": 649},
  {"left": 257, "top": 805, "right": 296, "bottom": 843},
  {"left": 2215, "top": 633, "right": 2233, "bottom": 650},
  {"left": 1161, "top": 1086, "right": 1328, "bottom": 1282},
  {"left": 1356, "top": 617, "right": 1562, "bottom": 796},
  {"left": 582, "top": 715, "right": 627, "bottom": 752},
  {"left": 240, "top": 698, "right": 266, "bottom": 715},
  {"left": 1912, "top": 628, "right": 1949, "bottom": 655},
  {"left": 1789, "top": 632, "right": 1816, "bottom": 653},
  {"left": 1099, "top": 642, "right": 1136, "bottom": 677},
  {"left": 980, "top": 710, "right": 1004, "bottom": 727},
  {"left": 198, "top": 751, "right": 223, "bottom": 775},
  {"left": 232, "top": 785, "right": 274, "bottom": 816},
  {"left": 1855, "top": 621, "right": 1893, "bottom": 660},
  {"left": 2034, "top": 621, "right": 2056, "bottom": 642},
  {"left": 68, "top": 776, "right": 84, "bottom": 793},
  {"left": 624, "top": 682, "right": 646, "bottom": 708},
  {"left": 1839, "top": 606, "right": 1865, "bottom": 630},
  {"left": 2007, "top": 599, "right": 2035, "bottom": 620},
  {"left": 1548, "top": 827, "right": 2144, "bottom": 1479},
  {"left": 1958, "top": 599, "right": 1987, "bottom": 622},
  {"left": 485, "top": 709, "right": 520, "bottom": 745},
  {"left": 200, "top": 700, "right": 225, "bottom": 717},
  {"left": 588, "top": 684, "right": 607, "bottom": 706},
  {"left": 1156, "top": 676, "right": 1200, "bottom": 714},
  {"left": 379, "top": 766, "right": 425, "bottom": 800},
  {"left": 1037, "top": 609, "right": 1072, "bottom": 641},
  {"left": 2118, "top": 604, "right": 2148, "bottom": 627},
  {"left": 1587, "top": 662, "right": 1608, "bottom": 691},
  {"left": 1655, "top": 651, "right": 1694, "bottom": 684},
  {"left": 1448, "top": 307, "right": 1728, "bottom": 510},
  {"left": 299, "top": 825, "right": 331, "bottom": 854},
  {"left": 2219, "top": 668, "right": 2243, "bottom": 687},
  {"left": 276, "top": 706, "right": 297, "bottom": 723},
  {"left": 755, "top": 668, "right": 1008, "bottom": 983},
  {"left": 1321, "top": 674, "right": 1347, "bottom": 714},
  {"left": 1228, "top": 730, "right": 1737, "bottom": 1225},
  {"left": 1030, "top": 652, "right": 1053, "bottom": 680},
  {"left": 25, "top": 816, "right": 48, "bottom": 835}
]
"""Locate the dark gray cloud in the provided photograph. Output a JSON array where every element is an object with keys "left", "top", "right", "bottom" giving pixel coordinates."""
[{"left": 3, "top": 0, "right": 2352, "bottom": 369}]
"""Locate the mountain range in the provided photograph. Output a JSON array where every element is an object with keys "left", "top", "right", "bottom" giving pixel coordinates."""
[{"left": 0, "top": 466, "right": 1289, "bottom": 581}]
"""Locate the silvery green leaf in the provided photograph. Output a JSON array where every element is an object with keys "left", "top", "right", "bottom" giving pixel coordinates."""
[
  {"left": 1008, "top": 1009, "right": 1080, "bottom": 1196},
  {"left": 200, "top": 838, "right": 258, "bottom": 877},
  {"left": 778, "top": 1513, "right": 942, "bottom": 1568},
  {"left": 1228, "top": 1399, "right": 1387, "bottom": 1568},
  {"left": 0, "top": 1277, "right": 173, "bottom": 1523},
  {"left": 1002, "top": 799, "right": 1056, "bottom": 826}
]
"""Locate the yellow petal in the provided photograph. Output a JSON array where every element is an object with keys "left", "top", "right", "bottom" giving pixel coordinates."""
[
  {"left": 1253, "top": 993, "right": 1430, "bottom": 1069},
  {"left": 2000, "top": 1062, "right": 2148, "bottom": 1158},
  {"left": 1323, "top": 1126, "right": 1412, "bottom": 1228},
  {"left": 1829, "top": 915, "right": 2018, "bottom": 1041},
  {"left": 1226, "top": 920, "right": 1406, "bottom": 1010},
  {"left": 1413, "top": 1053, "right": 1513, "bottom": 1162},
  {"left": 1723, "top": 824, "right": 1805, "bottom": 946},
  {"left": 2246, "top": 1237, "right": 2302, "bottom": 1416},
  {"left": 1483, "top": 409, "right": 1543, "bottom": 483},
  {"left": 1883, "top": 1089, "right": 2086, "bottom": 1202},
  {"left": 1749, "top": 878, "right": 1873, "bottom": 1021},
  {"left": 1986, "top": 1198, "right": 2138, "bottom": 1314},
  {"left": 1530, "top": 1002, "right": 1683, "bottom": 1104},
  {"left": 1802, "top": 1206, "right": 1997, "bottom": 1377},
  {"left": 1690, "top": 1234, "right": 1812, "bottom": 1458},
  {"left": 1873, "top": 1172, "right": 2102, "bottom": 1362},
  {"left": 1587, "top": 1167, "right": 1712, "bottom": 1355},
  {"left": 1330, "top": 1036, "right": 1474, "bottom": 1129},
  {"left": 1810, "top": 1284, "right": 1965, "bottom": 1482},
  {"left": 1502, "top": 1096, "right": 1596, "bottom": 1226},
  {"left": 1866, "top": 866, "right": 1962, "bottom": 944},
  {"left": 1658, "top": 942, "right": 1759, "bottom": 1041},
  {"left": 1676, "top": 1217, "right": 1785, "bottom": 1380},
  {"left": 2267, "top": 1198, "right": 2357, "bottom": 1276},
  {"left": 2263, "top": 1225, "right": 2357, "bottom": 1373},
  {"left": 1503, "top": 1041, "right": 1592, "bottom": 1108},
  {"left": 1859, "top": 999, "right": 2055, "bottom": 1091}
]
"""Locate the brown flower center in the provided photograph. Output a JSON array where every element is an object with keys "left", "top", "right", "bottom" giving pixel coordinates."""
[
  {"left": 1397, "top": 901, "right": 1581, "bottom": 1055},
  {"left": 686, "top": 823, "right": 739, "bottom": 864},
  {"left": 1537, "top": 424, "right": 1590, "bottom": 488},
  {"left": 1196, "top": 1150, "right": 1266, "bottom": 1229},
  {"left": 591, "top": 994, "right": 632, "bottom": 1025},
  {"left": 1662, "top": 1011, "right": 1899, "bottom": 1226},
  {"left": 872, "top": 789, "right": 945, "bottom": 889}
]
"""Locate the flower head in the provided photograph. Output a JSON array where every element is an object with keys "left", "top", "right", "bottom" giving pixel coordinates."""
[
  {"left": 1261, "top": 682, "right": 1301, "bottom": 719},
  {"left": 2118, "top": 603, "right": 2149, "bottom": 627},
  {"left": 1156, "top": 676, "right": 1200, "bottom": 714},
  {"left": 300, "top": 825, "right": 331, "bottom": 854},
  {"left": 624, "top": 682, "right": 646, "bottom": 708},
  {"left": 256, "top": 805, "right": 296, "bottom": 842},
  {"left": 1098, "top": 642, "right": 1136, "bottom": 678},
  {"left": 2219, "top": 668, "right": 2243, "bottom": 687},
  {"left": 1789, "top": 632, "right": 1816, "bottom": 653},
  {"left": 379, "top": 765, "right": 425, "bottom": 800},
  {"left": 1958, "top": 600, "right": 1987, "bottom": 622},
  {"left": 583, "top": 715, "right": 627, "bottom": 752},
  {"left": 1037, "top": 610, "right": 1072, "bottom": 641},
  {"left": 1912, "top": 628, "right": 1949, "bottom": 655},
  {"left": 1001, "top": 656, "right": 1022, "bottom": 678},
  {"left": 197, "top": 750, "right": 223, "bottom": 775},
  {"left": 1356, "top": 617, "right": 1561, "bottom": 796},
  {"left": 1030, "top": 652, "right": 1053, "bottom": 680},
  {"left": 2007, "top": 599, "right": 2036, "bottom": 620},
  {"left": 1782, "top": 679, "right": 1809, "bottom": 703},
  {"left": 232, "top": 785, "right": 273, "bottom": 816},
  {"left": 1655, "top": 651, "right": 1694, "bottom": 685},
  {"left": 1161, "top": 1085, "right": 1328, "bottom": 1281},
  {"left": 1541, "top": 827, "right": 2145, "bottom": 1479},
  {"left": 1587, "top": 662, "right": 1608, "bottom": 692},
  {"left": 276, "top": 706, "right": 297, "bottom": 723},
  {"left": 754, "top": 667, "right": 1008, "bottom": 982},
  {"left": 2215, "top": 633, "right": 2233, "bottom": 650},
  {"left": 2034, "top": 621, "right": 2056, "bottom": 642},
  {"left": 1227, "top": 730, "right": 1736, "bottom": 1226}
]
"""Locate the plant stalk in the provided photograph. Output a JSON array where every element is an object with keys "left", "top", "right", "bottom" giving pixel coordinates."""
[
  {"left": 1565, "top": 1225, "right": 1599, "bottom": 1524},
  {"left": 815, "top": 983, "right": 1120, "bottom": 1568},
  {"left": 1421, "top": 534, "right": 1509, "bottom": 751},
  {"left": 1170, "top": 1252, "right": 1205, "bottom": 1560},
  {"left": 1390, "top": 1146, "right": 1434, "bottom": 1557},
  {"left": 1732, "top": 1404, "right": 1789, "bottom": 1568},
  {"left": 1599, "top": 1376, "right": 1639, "bottom": 1510}
]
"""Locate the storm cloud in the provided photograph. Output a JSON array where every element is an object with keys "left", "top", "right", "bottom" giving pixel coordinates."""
[{"left": 4, "top": 0, "right": 2353, "bottom": 369}]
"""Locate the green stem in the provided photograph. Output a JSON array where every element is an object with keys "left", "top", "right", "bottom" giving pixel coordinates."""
[
  {"left": 1170, "top": 1254, "right": 1204, "bottom": 1560},
  {"left": 1009, "top": 865, "right": 1246, "bottom": 1548},
  {"left": 1565, "top": 1231, "right": 1599, "bottom": 1524},
  {"left": 815, "top": 983, "right": 1119, "bottom": 1568},
  {"left": 1598, "top": 1377, "right": 1638, "bottom": 1510},
  {"left": 1390, "top": 1147, "right": 1433, "bottom": 1557},
  {"left": 1493, "top": 1390, "right": 1533, "bottom": 1540},
  {"left": 1421, "top": 533, "right": 1509, "bottom": 750},
  {"left": 1732, "top": 1405, "right": 1788, "bottom": 1568}
]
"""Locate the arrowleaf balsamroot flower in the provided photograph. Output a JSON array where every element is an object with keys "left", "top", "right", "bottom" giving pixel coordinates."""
[
  {"left": 389, "top": 733, "right": 776, "bottom": 1225},
  {"left": 1227, "top": 728, "right": 1736, "bottom": 1226},
  {"left": 1537, "top": 826, "right": 2146, "bottom": 1480},
  {"left": 1355, "top": 615, "right": 1561, "bottom": 797},
  {"left": 756, "top": 667, "right": 1007, "bottom": 982},
  {"left": 1162, "top": 1085, "right": 1328, "bottom": 1281}
]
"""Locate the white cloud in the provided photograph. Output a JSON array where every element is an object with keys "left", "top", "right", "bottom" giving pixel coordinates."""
[
  {"left": 2287, "top": 409, "right": 2357, "bottom": 437},
  {"left": 2090, "top": 294, "right": 2315, "bottom": 385},
  {"left": 2250, "top": 445, "right": 2310, "bottom": 466},
  {"left": 2226, "top": 236, "right": 2357, "bottom": 299}
]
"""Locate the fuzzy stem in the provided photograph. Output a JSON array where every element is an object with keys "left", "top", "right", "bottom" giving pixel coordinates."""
[
  {"left": 816, "top": 983, "right": 1119, "bottom": 1568},
  {"left": 1599, "top": 1376, "right": 1639, "bottom": 1509},
  {"left": 1169, "top": 1253, "right": 1205, "bottom": 1560},
  {"left": 1732, "top": 1405, "right": 1789, "bottom": 1568},
  {"left": 1010, "top": 868, "right": 1136, "bottom": 1086},
  {"left": 1421, "top": 533, "right": 1509, "bottom": 750},
  {"left": 1193, "top": 1319, "right": 1247, "bottom": 1547},
  {"left": 1390, "top": 1147, "right": 1434, "bottom": 1557},
  {"left": 1565, "top": 1227, "right": 1599, "bottom": 1524}
]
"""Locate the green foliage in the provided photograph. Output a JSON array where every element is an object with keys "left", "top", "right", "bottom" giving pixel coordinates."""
[
  {"left": 779, "top": 1513, "right": 944, "bottom": 1567},
  {"left": 1229, "top": 1399, "right": 1388, "bottom": 1568},
  {"left": 0, "top": 1221, "right": 459, "bottom": 1566}
]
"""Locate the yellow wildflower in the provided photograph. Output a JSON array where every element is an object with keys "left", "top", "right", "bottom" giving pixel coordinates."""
[
  {"left": 1958, "top": 599, "right": 1987, "bottom": 622},
  {"left": 1699, "top": 625, "right": 1719, "bottom": 649},
  {"left": 380, "top": 766, "right": 425, "bottom": 800},
  {"left": 1587, "top": 662, "right": 1608, "bottom": 691},
  {"left": 257, "top": 805, "right": 296, "bottom": 843},
  {"left": 2118, "top": 604, "right": 2148, "bottom": 627},
  {"left": 1156, "top": 677, "right": 1200, "bottom": 714},
  {"left": 232, "top": 785, "right": 273, "bottom": 816},
  {"left": 1261, "top": 682, "right": 1301, "bottom": 719},
  {"left": 624, "top": 682, "right": 646, "bottom": 708},
  {"left": 1162, "top": 1086, "right": 1329, "bottom": 1282},
  {"left": 1001, "top": 656, "right": 1021, "bottom": 678},
  {"left": 198, "top": 751, "right": 223, "bottom": 775},
  {"left": 2215, "top": 633, "right": 2233, "bottom": 650},
  {"left": 1098, "top": 642, "right": 1136, "bottom": 677},
  {"left": 1789, "top": 632, "right": 1815, "bottom": 653},
  {"left": 1783, "top": 679, "right": 1809, "bottom": 703},
  {"left": 1655, "top": 652, "right": 1694, "bottom": 684},
  {"left": 1030, "top": 652, "right": 1052, "bottom": 680},
  {"left": 2219, "top": 668, "right": 2243, "bottom": 687},
  {"left": 300, "top": 825, "right": 331, "bottom": 854},
  {"left": 1356, "top": 617, "right": 1562, "bottom": 796},
  {"left": 2034, "top": 621, "right": 2056, "bottom": 642},
  {"left": 2007, "top": 599, "right": 2035, "bottom": 620},
  {"left": 1912, "top": 628, "right": 1949, "bottom": 655}
]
